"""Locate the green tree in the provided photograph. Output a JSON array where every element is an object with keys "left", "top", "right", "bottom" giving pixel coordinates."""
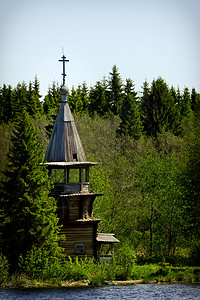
[
  {"left": 67, "top": 86, "right": 77, "bottom": 113},
  {"left": 134, "top": 152, "right": 183, "bottom": 256},
  {"left": 109, "top": 65, "right": 123, "bottom": 115},
  {"left": 118, "top": 79, "right": 143, "bottom": 139},
  {"left": 0, "top": 78, "right": 43, "bottom": 124},
  {"left": 0, "top": 85, "right": 13, "bottom": 123},
  {"left": 140, "top": 79, "right": 150, "bottom": 128},
  {"left": 0, "top": 111, "right": 62, "bottom": 270},
  {"left": 68, "top": 85, "right": 83, "bottom": 113},
  {"left": 181, "top": 122, "right": 200, "bottom": 264},
  {"left": 179, "top": 87, "right": 193, "bottom": 118},
  {"left": 141, "top": 77, "right": 178, "bottom": 137},
  {"left": 89, "top": 80, "right": 110, "bottom": 116},
  {"left": 191, "top": 88, "right": 200, "bottom": 116},
  {"left": 11, "top": 82, "right": 28, "bottom": 119},
  {"left": 43, "top": 81, "right": 61, "bottom": 115},
  {"left": 124, "top": 78, "right": 135, "bottom": 95},
  {"left": 80, "top": 82, "right": 89, "bottom": 112},
  {"left": 26, "top": 81, "right": 43, "bottom": 116}
]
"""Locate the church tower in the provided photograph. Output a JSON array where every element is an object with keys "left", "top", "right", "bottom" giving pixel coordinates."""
[{"left": 44, "top": 55, "right": 119, "bottom": 260}]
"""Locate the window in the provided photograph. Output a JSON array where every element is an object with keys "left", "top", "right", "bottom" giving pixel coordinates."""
[
  {"left": 75, "top": 243, "right": 85, "bottom": 254},
  {"left": 73, "top": 153, "right": 77, "bottom": 161}
]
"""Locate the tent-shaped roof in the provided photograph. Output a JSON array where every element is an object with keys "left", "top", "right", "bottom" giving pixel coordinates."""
[{"left": 44, "top": 85, "right": 87, "bottom": 163}]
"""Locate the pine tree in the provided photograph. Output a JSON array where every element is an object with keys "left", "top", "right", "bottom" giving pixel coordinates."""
[
  {"left": 43, "top": 82, "right": 61, "bottom": 115},
  {"left": 191, "top": 88, "right": 200, "bottom": 116},
  {"left": 89, "top": 80, "right": 110, "bottom": 116},
  {"left": 140, "top": 79, "right": 150, "bottom": 127},
  {"left": 43, "top": 87, "right": 52, "bottom": 114},
  {"left": 67, "top": 85, "right": 83, "bottom": 113},
  {"left": 68, "top": 83, "right": 89, "bottom": 114},
  {"left": 12, "top": 82, "right": 28, "bottom": 119},
  {"left": 141, "top": 77, "right": 178, "bottom": 137},
  {"left": 0, "top": 85, "right": 13, "bottom": 123},
  {"left": 118, "top": 79, "right": 143, "bottom": 139},
  {"left": 124, "top": 78, "right": 135, "bottom": 95},
  {"left": 179, "top": 87, "right": 193, "bottom": 118},
  {"left": 74, "top": 86, "right": 84, "bottom": 113},
  {"left": 80, "top": 82, "right": 89, "bottom": 112},
  {"left": 67, "top": 86, "right": 77, "bottom": 113},
  {"left": 108, "top": 65, "right": 123, "bottom": 115},
  {"left": 31, "top": 76, "right": 43, "bottom": 114},
  {"left": 170, "top": 86, "right": 181, "bottom": 134},
  {"left": 26, "top": 81, "right": 43, "bottom": 116},
  {"left": 0, "top": 111, "right": 61, "bottom": 270}
]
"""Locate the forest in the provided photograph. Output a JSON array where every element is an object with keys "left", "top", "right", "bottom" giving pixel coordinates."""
[{"left": 0, "top": 65, "right": 200, "bottom": 284}]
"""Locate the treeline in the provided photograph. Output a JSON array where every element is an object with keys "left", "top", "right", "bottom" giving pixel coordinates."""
[
  {"left": 0, "top": 66, "right": 200, "bottom": 274},
  {"left": 1, "top": 66, "right": 200, "bottom": 139}
]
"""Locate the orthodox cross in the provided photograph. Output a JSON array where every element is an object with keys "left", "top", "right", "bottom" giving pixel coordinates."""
[{"left": 59, "top": 55, "right": 69, "bottom": 85}]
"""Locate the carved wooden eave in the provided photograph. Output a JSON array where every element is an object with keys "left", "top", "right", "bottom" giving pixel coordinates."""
[{"left": 43, "top": 161, "right": 100, "bottom": 169}]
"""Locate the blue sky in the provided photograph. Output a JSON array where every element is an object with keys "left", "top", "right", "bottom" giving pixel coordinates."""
[{"left": 0, "top": 0, "right": 200, "bottom": 98}]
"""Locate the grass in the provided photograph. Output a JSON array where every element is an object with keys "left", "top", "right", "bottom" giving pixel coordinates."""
[
  {"left": 1, "top": 263, "right": 200, "bottom": 288},
  {"left": 131, "top": 265, "right": 200, "bottom": 283},
  {"left": 1, "top": 251, "right": 200, "bottom": 287}
]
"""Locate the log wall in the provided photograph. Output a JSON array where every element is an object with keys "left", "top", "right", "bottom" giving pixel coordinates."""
[
  {"left": 60, "top": 223, "right": 98, "bottom": 258},
  {"left": 56, "top": 194, "right": 96, "bottom": 221}
]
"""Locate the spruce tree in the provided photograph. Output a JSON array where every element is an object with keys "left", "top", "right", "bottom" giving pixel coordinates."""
[
  {"left": 0, "top": 85, "right": 13, "bottom": 124},
  {"left": 0, "top": 111, "right": 61, "bottom": 270},
  {"left": 28, "top": 76, "right": 43, "bottom": 115},
  {"left": 68, "top": 83, "right": 89, "bottom": 114},
  {"left": 141, "top": 77, "right": 178, "bottom": 137},
  {"left": 124, "top": 78, "right": 135, "bottom": 95},
  {"left": 179, "top": 87, "right": 193, "bottom": 118},
  {"left": 75, "top": 85, "right": 85, "bottom": 113},
  {"left": 12, "top": 83, "right": 28, "bottom": 119},
  {"left": 43, "top": 87, "right": 52, "bottom": 114},
  {"left": 191, "top": 88, "right": 200, "bottom": 116},
  {"left": 26, "top": 82, "right": 43, "bottom": 116},
  {"left": 119, "top": 79, "right": 143, "bottom": 139},
  {"left": 67, "top": 86, "right": 77, "bottom": 113},
  {"left": 89, "top": 80, "right": 110, "bottom": 116},
  {"left": 80, "top": 82, "right": 89, "bottom": 112},
  {"left": 108, "top": 65, "right": 123, "bottom": 115},
  {"left": 43, "top": 82, "right": 61, "bottom": 115}
]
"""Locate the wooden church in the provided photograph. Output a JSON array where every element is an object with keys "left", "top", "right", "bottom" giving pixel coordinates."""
[{"left": 44, "top": 55, "right": 119, "bottom": 261}]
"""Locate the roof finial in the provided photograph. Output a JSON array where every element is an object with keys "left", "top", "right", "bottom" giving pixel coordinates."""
[{"left": 59, "top": 54, "right": 69, "bottom": 85}]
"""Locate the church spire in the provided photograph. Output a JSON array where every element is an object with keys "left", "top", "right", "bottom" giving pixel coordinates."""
[{"left": 44, "top": 54, "right": 86, "bottom": 162}]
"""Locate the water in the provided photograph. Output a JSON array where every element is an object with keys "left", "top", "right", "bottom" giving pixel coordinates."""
[{"left": 0, "top": 284, "right": 199, "bottom": 299}]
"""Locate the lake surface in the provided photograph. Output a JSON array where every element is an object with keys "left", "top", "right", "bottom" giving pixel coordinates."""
[{"left": 0, "top": 284, "right": 200, "bottom": 299}]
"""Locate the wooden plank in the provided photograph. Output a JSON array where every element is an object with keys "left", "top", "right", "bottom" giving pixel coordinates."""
[{"left": 59, "top": 223, "right": 96, "bottom": 257}]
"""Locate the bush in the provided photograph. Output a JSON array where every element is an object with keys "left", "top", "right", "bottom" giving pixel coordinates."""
[
  {"left": 115, "top": 241, "right": 136, "bottom": 280},
  {"left": 18, "top": 246, "right": 64, "bottom": 282},
  {"left": 18, "top": 250, "right": 120, "bottom": 285},
  {"left": 0, "top": 254, "right": 9, "bottom": 284},
  {"left": 136, "top": 254, "right": 191, "bottom": 267},
  {"left": 61, "top": 257, "right": 89, "bottom": 281}
]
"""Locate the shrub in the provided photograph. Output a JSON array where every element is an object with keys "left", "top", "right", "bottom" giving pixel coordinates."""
[
  {"left": 115, "top": 241, "right": 136, "bottom": 280},
  {"left": 18, "top": 246, "right": 64, "bottom": 281},
  {"left": 0, "top": 254, "right": 9, "bottom": 284},
  {"left": 61, "top": 257, "right": 89, "bottom": 281}
]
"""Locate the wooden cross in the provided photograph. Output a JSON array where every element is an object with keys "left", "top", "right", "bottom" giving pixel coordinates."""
[{"left": 59, "top": 55, "right": 69, "bottom": 85}]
